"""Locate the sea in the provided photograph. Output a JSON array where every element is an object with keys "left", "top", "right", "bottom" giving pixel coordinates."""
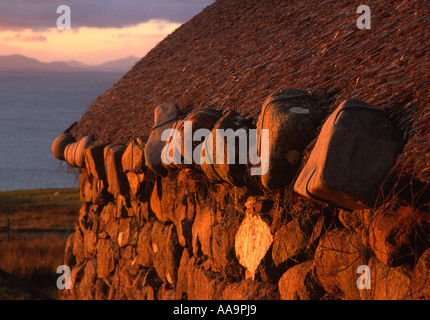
[{"left": 0, "top": 71, "right": 123, "bottom": 191}]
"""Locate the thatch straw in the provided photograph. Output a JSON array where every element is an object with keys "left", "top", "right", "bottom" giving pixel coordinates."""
[{"left": 70, "top": 0, "right": 430, "bottom": 183}]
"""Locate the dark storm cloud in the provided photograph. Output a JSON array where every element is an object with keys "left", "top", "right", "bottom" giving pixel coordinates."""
[{"left": 0, "top": 0, "right": 215, "bottom": 30}]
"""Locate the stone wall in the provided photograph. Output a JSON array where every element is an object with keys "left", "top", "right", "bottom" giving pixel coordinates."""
[{"left": 61, "top": 137, "right": 430, "bottom": 300}]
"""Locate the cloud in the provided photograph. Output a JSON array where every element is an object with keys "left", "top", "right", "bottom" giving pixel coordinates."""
[
  {"left": 6, "top": 34, "right": 47, "bottom": 42},
  {"left": 0, "top": 20, "right": 182, "bottom": 64},
  {"left": 0, "top": 0, "right": 215, "bottom": 31}
]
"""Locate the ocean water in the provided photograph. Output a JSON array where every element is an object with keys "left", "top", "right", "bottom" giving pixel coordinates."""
[{"left": 0, "top": 71, "right": 122, "bottom": 191}]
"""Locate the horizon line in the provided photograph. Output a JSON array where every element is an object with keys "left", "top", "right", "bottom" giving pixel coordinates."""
[{"left": 0, "top": 53, "right": 141, "bottom": 66}]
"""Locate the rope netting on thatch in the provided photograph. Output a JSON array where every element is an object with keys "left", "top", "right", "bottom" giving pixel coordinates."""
[{"left": 70, "top": 0, "right": 430, "bottom": 183}]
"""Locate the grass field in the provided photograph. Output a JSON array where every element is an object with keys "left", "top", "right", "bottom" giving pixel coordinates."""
[
  {"left": 0, "top": 188, "right": 80, "bottom": 230},
  {"left": 0, "top": 188, "right": 80, "bottom": 300}
]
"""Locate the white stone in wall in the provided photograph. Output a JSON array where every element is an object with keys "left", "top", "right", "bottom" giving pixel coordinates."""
[{"left": 234, "top": 213, "right": 273, "bottom": 280}]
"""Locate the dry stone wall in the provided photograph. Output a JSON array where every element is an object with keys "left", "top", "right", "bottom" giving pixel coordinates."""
[
  {"left": 57, "top": 94, "right": 429, "bottom": 300},
  {"left": 61, "top": 155, "right": 429, "bottom": 300}
]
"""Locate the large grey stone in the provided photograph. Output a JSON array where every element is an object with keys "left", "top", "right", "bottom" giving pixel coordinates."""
[
  {"left": 52, "top": 132, "right": 74, "bottom": 160},
  {"left": 75, "top": 136, "right": 94, "bottom": 168},
  {"left": 161, "top": 108, "right": 221, "bottom": 170},
  {"left": 145, "top": 102, "right": 181, "bottom": 177},
  {"left": 64, "top": 136, "right": 94, "bottom": 168},
  {"left": 257, "top": 88, "right": 325, "bottom": 190},
  {"left": 294, "top": 98, "right": 403, "bottom": 210},
  {"left": 200, "top": 110, "right": 252, "bottom": 187}
]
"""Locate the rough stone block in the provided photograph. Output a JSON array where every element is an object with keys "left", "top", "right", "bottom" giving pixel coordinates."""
[
  {"left": 411, "top": 248, "right": 430, "bottom": 300},
  {"left": 149, "top": 177, "right": 171, "bottom": 224},
  {"left": 211, "top": 211, "right": 244, "bottom": 282},
  {"left": 95, "top": 279, "right": 109, "bottom": 300},
  {"left": 314, "top": 229, "right": 367, "bottom": 300},
  {"left": 99, "top": 203, "right": 119, "bottom": 240},
  {"left": 126, "top": 172, "right": 152, "bottom": 203},
  {"left": 78, "top": 169, "right": 92, "bottom": 204},
  {"left": 84, "top": 227, "right": 98, "bottom": 259},
  {"left": 96, "top": 239, "right": 119, "bottom": 279},
  {"left": 186, "top": 257, "right": 227, "bottom": 300},
  {"left": 176, "top": 249, "right": 192, "bottom": 295},
  {"left": 151, "top": 221, "right": 183, "bottom": 286},
  {"left": 122, "top": 136, "right": 148, "bottom": 174},
  {"left": 192, "top": 206, "right": 214, "bottom": 258},
  {"left": 272, "top": 220, "right": 308, "bottom": 268},
  {"left": 77, "top": 259, "right": 97, "bottom": 300},
  {"left": 104, "top": 143, "right": 129, "bottom": 197},
  {"left": 64, "top": 233, "right": 76, "bottom": 267},
  {"left": 118, "top": 216, "right": 139, "bottom": 247},
  {"left": 85, "top": 142, "right": 109, "bottom": 180},
  {"left": 73, "top": 227, "right": 85, "bottom": 265},
  {"left": 221, "top": 278, "right": 280, "bottom": 300},
  {"left": 278, "top": 260, "right": 324, "bottom": 300},
  {"left": 151, "top": 171, "right": 198, "bottom": 245},
  {"left": 369, "top": 203, "right": 426, "bottom": 267},
  {"left": 360, "top": 256, "right": 412, "bottom": 300}
]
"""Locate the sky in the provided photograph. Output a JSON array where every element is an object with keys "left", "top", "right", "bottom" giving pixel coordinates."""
[{"left": 0, "top": 0, "right": 215, "bottom": 65}]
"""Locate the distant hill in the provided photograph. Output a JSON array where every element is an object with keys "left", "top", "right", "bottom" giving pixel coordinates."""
[
  {"left": 63, "top": 60, "right": 89, "bottom": 69},
  {"left": 0, "top": 55, "right": 71, "bottom": 72},
  {"left": 0, "top": 54, "right": 140, "bottom": 73},
  {"left": 88, "top": 56, "right": 140, "bottom": 73},
  {"left": 64, "top": 55, "right": 140, "bottom": 73}
]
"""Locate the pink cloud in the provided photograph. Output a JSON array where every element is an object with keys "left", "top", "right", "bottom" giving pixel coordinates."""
[{"left": 6, "top": 34, "right": 47, "bottom": 42}]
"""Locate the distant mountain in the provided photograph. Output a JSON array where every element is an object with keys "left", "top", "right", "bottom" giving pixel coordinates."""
[
  {"left": 87, "top": 56, "right": 140, "bottom": 73},
  {"left": 65, "top": 55, "right": 140, "bottom": 72},
  {"left": 0, "top": 55, "right": 72, "bottom": 72},
  {"left": 0, "top": 54, "right": 140, "bottom": 73},
  {"left": 64, "top": 59, "right": 89, "bottom": 69}
]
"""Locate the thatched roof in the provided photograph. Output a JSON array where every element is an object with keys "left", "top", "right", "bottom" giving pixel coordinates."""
[{"left": 70, "top": 0, "right": 430, "bottom": 183}]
